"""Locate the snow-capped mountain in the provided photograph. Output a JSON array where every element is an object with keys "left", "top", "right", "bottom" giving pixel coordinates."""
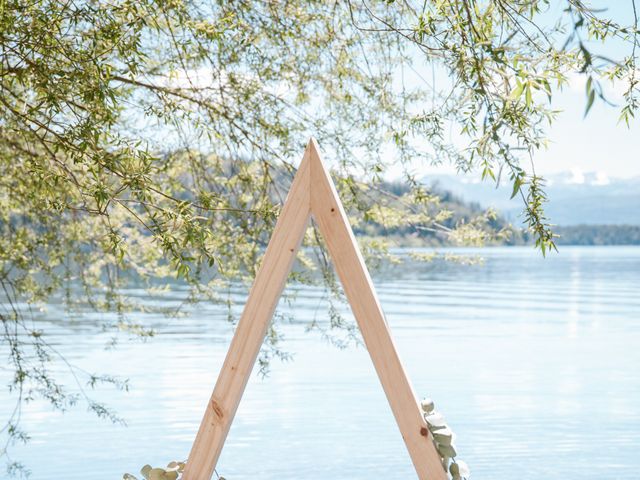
[{"left": 423, "top": 171, "right": 640, "bottom": 226}]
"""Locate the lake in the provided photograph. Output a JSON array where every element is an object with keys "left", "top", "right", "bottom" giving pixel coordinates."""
[{"left": 3, "top": 246, "right": 640, "bottom": 479}]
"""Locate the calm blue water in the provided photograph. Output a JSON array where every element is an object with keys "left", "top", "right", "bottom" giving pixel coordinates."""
[{"left": 2, "top": 246, "right": 639, "bottom": 479}]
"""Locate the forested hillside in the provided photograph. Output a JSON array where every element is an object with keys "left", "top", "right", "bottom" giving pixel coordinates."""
[{"left": 365, "top": 181, "right": 640, "bottom": 246}]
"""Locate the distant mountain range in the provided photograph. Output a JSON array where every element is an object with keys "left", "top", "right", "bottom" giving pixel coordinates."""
[{"left": 424, "top": 171, "right": 640, "bottom": 226}]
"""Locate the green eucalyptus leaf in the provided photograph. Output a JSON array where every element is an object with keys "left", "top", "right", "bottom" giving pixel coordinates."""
[
  {"left": 450, "top": 459, "right": 470, "bottom": 477},
  {"left": 420, "top": 398, "right": 435, "bottom": 414},
  {"left": 432, "top": 426, "right": 454, "bottom": 445},
  {"left": 436, "top": 442, "right": 457, "bottom": 458},
  {"left": 424, "top": 412, "right": 447, "bottom": 430},
  {"left": 147, "top": 468, "right": 167, "bottom": 480},
  {"left": 140, "top": 465, "right": 152, "bottom": 480},
  {"left": 163, "top": 471, "right": 178, "bottom": 480}
]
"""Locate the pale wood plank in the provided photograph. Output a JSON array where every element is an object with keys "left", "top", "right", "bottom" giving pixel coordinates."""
[
  {"left": 308, "top": 139, "right": 447, "bottom": 480},
  {"left": 181, "top": 145, "right": 312, "bottom": 480},
  {"left": 183, "top": 138, "right": 446, "bottom": 480}
]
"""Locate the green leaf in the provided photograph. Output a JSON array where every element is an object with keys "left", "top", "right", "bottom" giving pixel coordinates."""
[
  {"left": 510, "top": 81, "right": 524, "bottom": 100},
  {"left": 420, "top": 397, "right": 435, "bottom": 414},
  {"left": 481, "top": 166, "right": 496, "bottom": 182},
  {"left": 436, "top": 442, "right": 457, "bottom": 458},
  {"left": 511, "top": 175, "right": 524, "bottom": 199},
  {"left": 432, "top": 426, "right": 454, "bottom": 445},
  {"left": 424, "top": 411, "right": 447, "bottom": 430},
  {"left": 450, "top": 460, "right": 470, "bottom": 477},
  {"left": 140, "top": 465, "right": 152, "bottom": 480},
  {"left": 584, "top": 88, "right": 595, "bottom": 118}
]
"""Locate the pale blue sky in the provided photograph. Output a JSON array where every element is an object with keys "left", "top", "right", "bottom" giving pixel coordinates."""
[
  {"left": 417, "top": 2, "right": 640, "bottom": 181},
  {"left": 534, "top": 73, "right": 639, "bottom": 179},
  {"left": 411, "top": 75, "right": 640, "bottom": 181},
  {"left": 390, "top": 70, "right": 640, "bottom": 182},
  {"left": 529, "top": 1, "right": 639, "bottom": 179}
]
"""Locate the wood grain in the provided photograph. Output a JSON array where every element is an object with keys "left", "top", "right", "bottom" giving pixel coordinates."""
[
  {"left": 183, "top": 139, "right": 446, "bottom": 480},
  {"left": 182, "top": 144, "right": 311, "bottom": 480},
  {"left": 308, "top": 139, "right": 446, "bottom": 480}
]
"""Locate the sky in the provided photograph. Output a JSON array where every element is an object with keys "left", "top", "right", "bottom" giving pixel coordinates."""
[
  {"left": 388, "top": 74, "right": 640, "bottom": 184},
  {"left": 165, "top": 3, "right": 640, "bottom": 182},
  {"left": 526, "top": 1, "right": 640, "bottom": 180},
  {"left": 404, "top": 74, "right": 640, "bottom": 182},
  {"left": 534, "top": 75, "right": 640, "bottom": 180},
  {"left": 410, "top": 2, "right": 640, "bottom": 182}
]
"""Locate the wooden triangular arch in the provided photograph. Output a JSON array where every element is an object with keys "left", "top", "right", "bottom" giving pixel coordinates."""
[{"left": 182, "top": 139, "right": 447, "bottom": 480}]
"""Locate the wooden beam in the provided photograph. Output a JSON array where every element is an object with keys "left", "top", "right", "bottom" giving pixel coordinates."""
[
  {"left": 182, "top": 138, "right": 446, "bottom": 480},
  {"left": 308, "top": 139, "right": 446, "bottom": 480},
  {"left": 182, "top": 144, "right": 311, "bottom": 480}
]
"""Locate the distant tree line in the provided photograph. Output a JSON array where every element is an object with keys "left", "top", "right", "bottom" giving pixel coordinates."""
[
  {"left": 553, "top": 225, "right": 640, "bottom": 246},
  {"left": 363, "top": 181, "right": 640, "bottom": 246}
]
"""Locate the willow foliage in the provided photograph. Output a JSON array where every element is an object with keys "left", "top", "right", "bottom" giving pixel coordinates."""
[{"left": 0, "top": 0, "right": 638, "bottom": 472}]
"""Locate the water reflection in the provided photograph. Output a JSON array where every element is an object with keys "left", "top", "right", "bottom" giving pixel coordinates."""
[{"left": 2, "top": 247, "right": 639, "bottom": 479}]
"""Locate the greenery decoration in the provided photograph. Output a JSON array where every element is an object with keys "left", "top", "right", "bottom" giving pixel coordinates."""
[
  {"left": 421, "top": 396, "right": 469, "bottom": 480},
  {"left": 123, "top": 396, "right": 469, "bottom": 480}
]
